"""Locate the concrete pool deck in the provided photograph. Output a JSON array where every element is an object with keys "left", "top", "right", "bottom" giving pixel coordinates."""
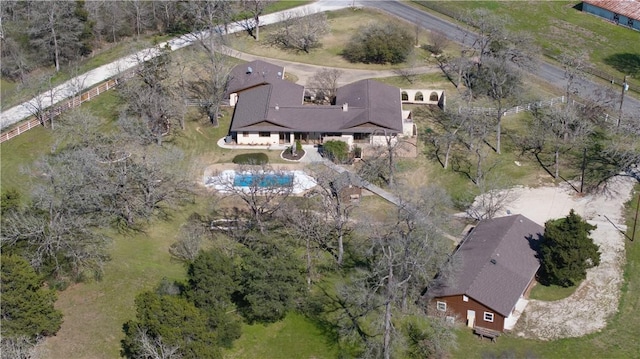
[{"left": 204, "top": 168, "right": 317, "bottom": 195}]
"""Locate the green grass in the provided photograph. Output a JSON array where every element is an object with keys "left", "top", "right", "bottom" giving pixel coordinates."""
[
  {"left": 223, "top": 312, "right": 338, "bottom": 359},
  {"left": 40, "top": 204, "right": 199, "bottom": 359},
  {"left": 412, "top": 1, "right": 640, "bottom": 89},
  {"left": 227, "top": 7, "right": 433, "bottom": 70},
  {"left": 529, "top": 282, "right": 577, "bottom": 301},
  {"left": 0, "top": 126, "right": 53, "bottom": 195}
]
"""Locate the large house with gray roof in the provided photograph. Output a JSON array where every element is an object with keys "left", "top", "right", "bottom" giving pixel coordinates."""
[
  {"left": 426, "top": 214, "right": 543, "bottom": 332},
  {"left": 225, "top": 60, "right": 413, "bottom": 148}
]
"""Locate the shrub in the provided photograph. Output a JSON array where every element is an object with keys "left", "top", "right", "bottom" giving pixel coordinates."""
[
  {"left": 232, "top": 153, "right": 269, "bottom": 165},
  {"left": 342, "top": 23, "right": 413, "bottom": 64},
  {"left": 295, "top": 140, "right": 303, "bottom": 153},
  {"left": 322, "top": 140, "right": 349, "bottom": 163},
  {"left": 353, "top": 146, "right": 362, "bottom": 159},
  {"left": 540, "top": 209, "right": 601, "bottom": 287}
]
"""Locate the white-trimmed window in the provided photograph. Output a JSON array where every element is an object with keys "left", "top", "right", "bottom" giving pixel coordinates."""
[
  {"left": 436, "top": 301, "right": 447, "bottom": 312},
  {"left": 242, "top": 132, "right": 249, "bottom": 137},
  {"left": 484, "top": 312, "right": 494, "bottom": 322},
  {"left": 259, "top": 132, "right": 271, "bottom": 138},
  {"left": 462, "top": 295, "right": 469, "bottom": 302}
]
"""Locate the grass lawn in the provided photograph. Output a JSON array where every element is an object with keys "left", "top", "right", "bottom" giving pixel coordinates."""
[
  {"left": 39, "top": 212, "right": 193, "bottom": 359},
  {"left": 412, "top": 1, "right": 640, "bottom": 90},
  {"left": 529, "top": 282, "right": 577, "bottom": 302},
  {"left": 0, "top": 126, "right": 53, "bottom": 195},
  {"left": 223, "top": 312, "right": 338, "bottom": 359},
  {"left": 227, "top": 7, "right": 433, "bottom": 70}
]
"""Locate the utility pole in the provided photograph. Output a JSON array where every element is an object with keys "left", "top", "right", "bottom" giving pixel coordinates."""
[
  {"left": 617, "top": 75, "right": 628, "bottom": 127},
  {"left": 633, "top": 191, "right": 639, "bottom": 242}
]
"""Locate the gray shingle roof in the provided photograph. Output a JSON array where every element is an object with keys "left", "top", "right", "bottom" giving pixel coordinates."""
[
  {"left": 228, "top": 62, "right": 403, "bottom": 134},
  {"left": 430, "top": 214, "right": 543, "bottom": 316},
  {"left": 226, "top": 60, "right": 285, "bottom": 96}
]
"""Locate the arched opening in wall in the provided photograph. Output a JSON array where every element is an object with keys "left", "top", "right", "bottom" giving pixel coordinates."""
[
  {"left": 401, "top": 91, "right": 408, "bottom": 101},
  {"left": 415, "top": 92, "right": 424, "bottom": 101},
  {"left": 429, "top": 92, "right": 439, "bottom": 101}
]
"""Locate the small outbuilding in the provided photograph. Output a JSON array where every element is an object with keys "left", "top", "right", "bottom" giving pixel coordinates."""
[
  {"left": 582, "top": 0, "right": 640, "bottom": 31},
  {"left": 425, "top": 214, "right": 543, "bottom": 332}
]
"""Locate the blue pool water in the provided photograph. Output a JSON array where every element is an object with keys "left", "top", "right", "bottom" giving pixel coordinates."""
[{"left": 233, "top": 173, "right": 294, "bottom": 187}]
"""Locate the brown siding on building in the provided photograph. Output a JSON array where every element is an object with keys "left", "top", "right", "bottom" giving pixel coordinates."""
[{"left": 433, "top": 295, "right": 505, "bottom": 332}]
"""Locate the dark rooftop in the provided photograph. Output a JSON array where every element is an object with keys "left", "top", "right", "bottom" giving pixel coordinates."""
[
  {"left": 429, "top": 214, "right": 543, "bottom": 316},
  {"left": 229, "top": 63, "right": 403, "bottom": 134}
]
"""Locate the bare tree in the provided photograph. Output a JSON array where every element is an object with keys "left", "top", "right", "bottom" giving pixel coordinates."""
[
  {"left": 210, "top": 164, "right": 293, "bottom": 233},
  {"left": 477, "top": 57, "right": 523, "bottom": 154},
  {"left": 134, "top": 328, "right": 182, "bottom": 359},
  {"left": 358, "top": 131, "right": 401, "bottom": 186},
  {"left": 280, "top": 199, "right": 332, "bottom": 286},
  {"left": 305, "top": 166, "right": 361, "bottom": 266},
  {"left": 27, "top": 1, "right": 83, "bottom": 72},
  {"left": 126, "top": 0, "right": 152, "bottom": 39},
  {"left": 86, "top": 1, "right": 130, "bottom": 43},
  {"left": 239, "top": 0, "right": 274, "bottom": 41},
  {"left": 559, "top": 51, "right": 589, "bottom": 103},
  {"left": 0, "top": 336, "right": 43, "bottom": 359},
  {"left": 269, "top": 10, "right": 328, "bottom": 53},
  {"left": 120, "top": 45, "right": 182, "bottom": 145},
  {"left": 0, "top": 36, "right": 32, "bottom": 83},
  {"left": 21, "top": 73, "right": 61, "bottom": 129},
  {"left": 427, "top": 30, "right": 450, "bottom": 56},
  {"left": 464, "top": 9, "right": 507, "bottom": 66},
  {"left": 456, "top": 109, "right": 496, "bottom": 186},
  {"left": 186, "top": 32, "right": 233, "bottom": 127},
  {"left": 306, "top": 68, "right": 343, "bottom": 104},
  {"left": 531, "top": 104, "right": 593, "bottom": 180},
  {"left": 418, "top": 104, "right": 471, "bottom": 170},
  {"left": 358, "top": 185, "right": 454, "bottom": 359},
  {"left": 169, "top": 215, "right": 209, "bottom": 262},
  {"left": 465, "top": 174, "right": 518, "bottom": 220}
]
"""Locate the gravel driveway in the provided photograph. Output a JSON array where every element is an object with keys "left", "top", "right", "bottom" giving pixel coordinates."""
[{"left": 492, "top": 178, "right": 635, "bottom": 340}]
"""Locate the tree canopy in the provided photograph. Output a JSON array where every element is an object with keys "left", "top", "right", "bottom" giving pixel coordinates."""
[
  {"left": 122, "top": 292, "right": 220, "bottom": 359},
  {"left": 342, "top": 23, "right": 413, "bottom": 64},
  {"left": 0, "top": 255, "right": 63, "bottom": 339},
  {"left": 540, "top": 209, "right": 601, "bottom": 287}
]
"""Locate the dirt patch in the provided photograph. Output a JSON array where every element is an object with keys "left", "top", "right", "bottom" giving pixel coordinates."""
[{"left": 493, "top": 178, "right": 635, "bottom": 340}]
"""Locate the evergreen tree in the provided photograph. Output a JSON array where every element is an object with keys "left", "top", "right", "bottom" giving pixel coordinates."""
[
  {"left": 540, "top": 210, "right": 601, "bottom": 287},
  {"left": 0, "top": 255, "right": 63, "bottom": 339},
  {"left": 233, "top": 239, "right": 305, "bottom": 323},
  {"left": 122, "top": 291, "right": 220, "bottom": 359},
  {"left": 186, "top": 250, "right": 242, "bottom": 348}
]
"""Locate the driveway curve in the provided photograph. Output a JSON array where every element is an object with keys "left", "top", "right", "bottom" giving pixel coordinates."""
[
  {"left": 491, "top": 177, "right": 635, "bottom": 340},
  {"left": 222, "top": 45, "right": 439, "bottom": 86}
]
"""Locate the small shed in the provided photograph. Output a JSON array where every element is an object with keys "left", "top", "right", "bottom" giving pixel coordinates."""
[{"left": 582, "top": 0, "right": 640, "bottom": 31}]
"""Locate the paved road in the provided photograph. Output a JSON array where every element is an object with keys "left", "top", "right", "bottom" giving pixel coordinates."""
[
  {"left": 0, "top": 0, "right": 357, "bottom": 130},
  {"left": 367, "top": 1, "right": 640, "bottom": 117},
  {"left": 2, "top": 0, "right": 636, "bottom": 130}
]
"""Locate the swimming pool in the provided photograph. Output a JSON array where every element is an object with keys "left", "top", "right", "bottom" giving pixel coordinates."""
[
  {"left": 233, "top": 173, "right": 294, "bottom": 187},
  {"left": 206, "top": 169, "right": 316, "bottom": 194}
]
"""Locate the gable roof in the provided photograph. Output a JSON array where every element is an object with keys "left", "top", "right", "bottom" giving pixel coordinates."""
[
  {"left": 583, "top": 0, "right": 640, "bottom": 20},
  {"left": 429, "top": 214, "right": 543, "bottom": 317},
  {"left": 228, "top": 61, "right": 403, "bottom": 134},
  {"left": 226, "top": 60, "right": 285, "bottom": 96}
]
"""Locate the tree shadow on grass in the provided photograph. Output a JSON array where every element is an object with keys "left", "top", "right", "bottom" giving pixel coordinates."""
[{"left": 604, "top": 53, "right": 640, "bottom": 77}]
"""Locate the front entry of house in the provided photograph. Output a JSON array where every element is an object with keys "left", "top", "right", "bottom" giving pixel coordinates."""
[
  {"left": 279, "top": 132, "right": 291, "bottom": 144},
  {"left": 467, "top": 310, "right": 476, "bottom": 328}
]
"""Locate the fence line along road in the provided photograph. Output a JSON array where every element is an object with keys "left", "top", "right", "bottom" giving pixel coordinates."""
[{"left": 0, "top": 78, "right": 120, "bottom": 143}]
